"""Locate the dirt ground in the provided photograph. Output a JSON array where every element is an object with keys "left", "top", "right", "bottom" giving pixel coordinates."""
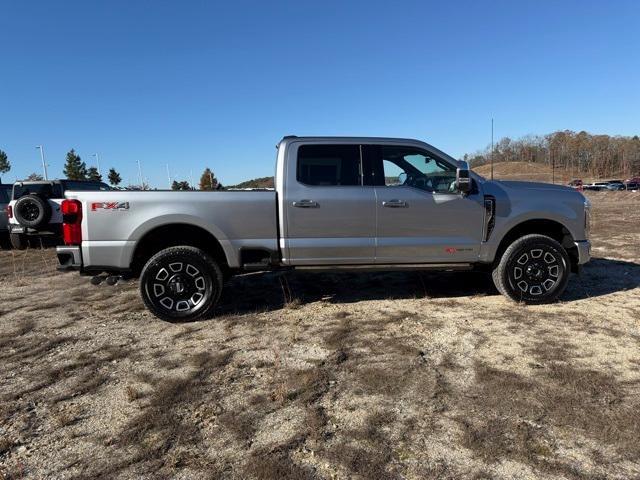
[{"left": 1, "top": 191, "right": 639, "bottom": 480}]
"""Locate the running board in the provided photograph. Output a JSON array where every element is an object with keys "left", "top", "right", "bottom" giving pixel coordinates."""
[{"left": 294, "top": 263, "right": 473, "bottom": 272}]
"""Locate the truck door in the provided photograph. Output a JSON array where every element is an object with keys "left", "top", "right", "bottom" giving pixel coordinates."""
[
  {"left": 365, "top": 145, "right": 485, "bottom": 263},
  {"left": 283, "top": 143, "right": 376, "bottom": 265}
]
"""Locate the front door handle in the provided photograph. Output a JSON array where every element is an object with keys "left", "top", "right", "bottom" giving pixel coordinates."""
[
  {"left": 292, "top": 200, "right": 319, "bottom": 208},
  {"left": 382, "top": 199, "right": 407, "bottom": 208}
]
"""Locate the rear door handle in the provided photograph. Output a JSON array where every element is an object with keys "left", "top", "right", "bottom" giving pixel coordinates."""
[
  {"left": 382, "top": 200, "right": 407, "bottom": 208},
  {"left": 292, "top": 200, "right": 319, "bottom": 208}
]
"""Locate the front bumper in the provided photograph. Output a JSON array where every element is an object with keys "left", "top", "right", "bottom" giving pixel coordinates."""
[
  {"left": 574, "top": 240, "right": 591, "bottom": 265},
  {"left": 57, "top": 245, "right": 82, "bottom": 271}
]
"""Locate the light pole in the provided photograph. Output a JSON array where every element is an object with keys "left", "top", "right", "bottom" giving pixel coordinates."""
[
  {"left": 490, "top": 118, "right": 494, "bottom": 180},
  {"left": 136, "top": 160, "right": 144, "bottom": 188},
  {"left": 92, "top": 153, "right": 101, "bottom": 175},
  {"left": 36, "top": 145, "right": 48, "bottom": 180}
]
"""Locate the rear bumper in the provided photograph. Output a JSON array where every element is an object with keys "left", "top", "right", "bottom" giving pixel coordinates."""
[
  {"left": 575, "top": 240, "right": 591, "bottom": 265},
  {"left": 57, "top": 245, "right": 82, "bottom": 271},
  {"left": 10, "top": 223, "right": 62, "bottom": 236}
]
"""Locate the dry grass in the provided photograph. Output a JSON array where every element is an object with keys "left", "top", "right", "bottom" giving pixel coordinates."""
[{"left": 0, "top": 191, "right": 639, "bottom": 479}]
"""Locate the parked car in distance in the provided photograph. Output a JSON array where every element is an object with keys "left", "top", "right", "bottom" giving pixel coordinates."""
[
  {"left": 7, "top": 179, "right": 111, "bottom": 249},
  {"left": 625, "top": 181, "right": 640, "bottom": 191},
  {"left": 583, "top": 182, "right": 610, "bottom": 191},
  {"left": 605, "top": 181, "right": 625, "bottom": 191},
  {"left": 567, "top": 179, "right": 583, "bottom": 189},
  {"left": 56, "top": 136, "right": 591, "bottom": 321},
  {"left": 0, "top": 184, "right": 12, "bottom": 246}
]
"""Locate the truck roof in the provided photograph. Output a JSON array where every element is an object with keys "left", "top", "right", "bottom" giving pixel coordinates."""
[
  {"left": 278, "top": 136, "right": 458, "bottom": 164},
  {"left": 281, "top": 135, "right": 427, "bottom": 143}
]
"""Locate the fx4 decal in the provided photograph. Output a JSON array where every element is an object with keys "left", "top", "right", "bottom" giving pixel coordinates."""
[{"left": 91, "top": 201, "right": 130, "bottom": 211}]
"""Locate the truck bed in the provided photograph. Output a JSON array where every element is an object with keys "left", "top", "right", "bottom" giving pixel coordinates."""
[{"left": 66, "top": 190, "right": 278, "bottom": 269}]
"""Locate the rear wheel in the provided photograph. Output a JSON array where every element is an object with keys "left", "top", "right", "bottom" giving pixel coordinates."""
[
  {"left": 140, "top": 246, "right": 223, "bottom": 322},
  {"left": 492, "top": 234, "right": 571, "bottom": 304},
  {"left": 9, "top": 232, "right": 28, "bottom": 250}
]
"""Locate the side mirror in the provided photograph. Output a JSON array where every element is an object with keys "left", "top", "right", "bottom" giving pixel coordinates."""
[
  {"left": 456, "top": 161, "right": 471, "bottom": 194},
  {"left": 398, "top": 172, "right": 407, "bottom": 185}
]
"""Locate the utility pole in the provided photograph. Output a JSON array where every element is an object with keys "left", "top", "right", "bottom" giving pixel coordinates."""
[
  {"left": 490, "top": 118, "right": 494, "bottom": 180},
  {"left": 36, "top": 145, "right": 48, "bottom": 180},
  {"left": 92, "top": 153, "right": 101, "bottom": 175}
]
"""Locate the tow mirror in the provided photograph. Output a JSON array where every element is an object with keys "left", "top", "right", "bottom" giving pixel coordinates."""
[{"left": 456, "top": 161, "right": 471, "bottom": 194}]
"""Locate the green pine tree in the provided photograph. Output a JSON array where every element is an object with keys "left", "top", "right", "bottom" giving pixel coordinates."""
[
  {"left": 63, "top": 149, "right": 87, "bottom": 180},
  {"left": 0, "top": 149, "right": 10, "bottom": 176},
  {"left": 172, "top": 180, "right": 191, "bottom": 190},
  {"left": 108, "top": 168, "right": 122, "bottom": 186},
  {"left": 87, "top": 166, "right": 102, "bottom": 182}
]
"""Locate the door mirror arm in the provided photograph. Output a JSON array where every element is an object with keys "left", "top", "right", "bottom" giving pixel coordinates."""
[{"left": 456, "top": 161, "right": 472, "bottom": 195}]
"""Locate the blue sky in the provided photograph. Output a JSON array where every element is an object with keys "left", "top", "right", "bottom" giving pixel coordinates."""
[{"left": 1, "top": 0, "right": 638, "bottom": 186}]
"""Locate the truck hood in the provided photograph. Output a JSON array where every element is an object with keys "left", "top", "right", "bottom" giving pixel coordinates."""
[{"left": 492, "top": 180, "right": 574, "bottom": 193}]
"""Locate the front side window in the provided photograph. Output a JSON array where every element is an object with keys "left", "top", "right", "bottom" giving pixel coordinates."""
[
  {"left": 381, "top": 146, "right": 456, "bottom": 193},
  {"left": 297, "top": 145, "right": 361, "bottom": 186}
]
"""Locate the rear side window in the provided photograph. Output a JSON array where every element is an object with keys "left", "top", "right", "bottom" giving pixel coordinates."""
[{"left": 297, "top": 145, "right": 361, "bottom": 186}]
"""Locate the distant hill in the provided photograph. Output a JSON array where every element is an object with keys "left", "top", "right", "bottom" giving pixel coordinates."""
[
  {"left": 473, "top": 161, "right": 597, "bottom": 183},
  {"left": 228, "top": 176, "right": 274, "bottom": 189},
  {"left": 464, "top": 130, "right": 640, "bottom": 180}
]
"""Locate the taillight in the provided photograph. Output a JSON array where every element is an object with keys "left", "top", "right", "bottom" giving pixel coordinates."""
[
  {"left": 61, "top": 199, "right": 82, "bottom": 245},
  {"left": 6, "top": 205, "right": 11, "bottom": 218}
]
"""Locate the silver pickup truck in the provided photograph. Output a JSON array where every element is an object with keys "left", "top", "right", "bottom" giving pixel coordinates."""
[{"left": 57, "top": 136, "right": 591, "bottom": 321}]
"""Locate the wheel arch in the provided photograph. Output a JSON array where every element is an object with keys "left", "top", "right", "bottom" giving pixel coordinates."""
[
  {"left": 493, "top": 218, "right": 578, "bottom": 269},
  {"left": 130, "top": 223, "right": 231, "bottom": 276}
]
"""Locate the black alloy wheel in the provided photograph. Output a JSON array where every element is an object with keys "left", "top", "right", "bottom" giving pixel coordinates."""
[
  {"left": 492, "top": 234, "right": 571, "bottom": 304},
  {"left": 140, "top": 246, "right": 223, "bottom": 322}
]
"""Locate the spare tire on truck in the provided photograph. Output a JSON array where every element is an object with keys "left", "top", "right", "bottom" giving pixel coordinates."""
[{"left": 14, "top": 195, "right": 52, "bottom": 229}]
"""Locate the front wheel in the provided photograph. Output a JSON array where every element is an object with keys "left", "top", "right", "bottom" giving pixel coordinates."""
[
  {"left": 492, "top": 234, "right": 571, "bottom": 304},
  {"left": 140, "top": 246, "right": 223, "bottom": 322}
]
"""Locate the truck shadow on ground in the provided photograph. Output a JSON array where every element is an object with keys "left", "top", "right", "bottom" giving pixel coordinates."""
[{"left": 216, "top": 257, "right": 640, "bottom": 315}]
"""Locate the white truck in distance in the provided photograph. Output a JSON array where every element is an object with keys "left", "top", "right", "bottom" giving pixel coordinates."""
[{"left": 56, "top": 136, "right": 591, "bottom": 321}]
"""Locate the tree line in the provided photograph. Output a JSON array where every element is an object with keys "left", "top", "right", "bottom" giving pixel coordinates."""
[
  {"left": 464, "top": 130, "right": 640, "bottom": 179},
  {"left": 170, "top": 168, "right": 223, "bottom": 191},
  {"left": 0, "top": 148, "right": 223, "bottom": 190},
  {"left": 62, "top": 149, "right": 122, "bottom": 184}
]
